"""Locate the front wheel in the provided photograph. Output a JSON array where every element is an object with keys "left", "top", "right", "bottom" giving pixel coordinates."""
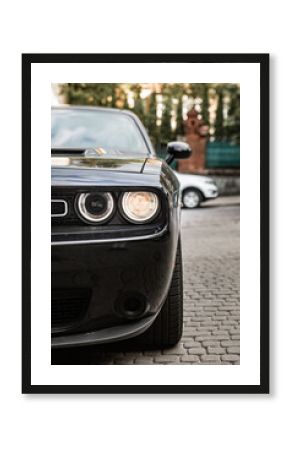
[
  {"left": 138, "top": 239, "right": 183, "bottom": 348},
  {"left": 182, "top": 188, "right": 202, "bottom": 208}
]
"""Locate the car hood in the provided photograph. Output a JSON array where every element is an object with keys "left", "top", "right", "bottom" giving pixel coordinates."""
[
  {"left": 51, "top": 155, "right": 167, "bottom": 187},
  {"left": 51, "top": 155, "right": 147, "bottom": 174}
]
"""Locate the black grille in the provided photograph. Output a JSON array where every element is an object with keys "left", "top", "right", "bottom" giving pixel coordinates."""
[{"left": 51, "top": 288, "right": 91, "bottom": 329}]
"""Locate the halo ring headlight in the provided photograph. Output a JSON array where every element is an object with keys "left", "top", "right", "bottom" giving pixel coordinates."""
[
  {"left": 120, "top": 191, "right": 160, "bottom": 224},
  {"left": 77, "top": 192, "right": 114, "bottom": 224}
]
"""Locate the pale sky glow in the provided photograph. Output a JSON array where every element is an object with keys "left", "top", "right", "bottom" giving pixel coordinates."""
[{"left": 51, "top": 85, "right": 59, "bottom": 105}]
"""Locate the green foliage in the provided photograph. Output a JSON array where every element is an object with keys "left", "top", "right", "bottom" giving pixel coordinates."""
[
  {"left": 133, "top": 92, "right": 145, "bottom": 123},
  {"left": 58, "top": 83, "right": 240, "bottom": 147},
  {"left": 201, "top": 85, "right": 209, "bottom": 124},
  {"left": 145, "top": 93, "right": 160, "bottom": 148},
  {"left": 160, "top": 94, "right": 173, "bottom": 143},
  {"left": 175, "top": 97, "right": 184, "bottom": 138},
  {"left": 59, "top": 83, "right": 127, "bottom": 108},
  {"left": 122, "top": 93, "right": 130, "bottom": 110},
  {"left": 188, "top": 83, "right": 205, "bottom": 99},
  {"left": 215, "top": 88, "right": 224, "bottom": 141},
  {"left": 225, "top": 87, "right": 240, "bottom": 145}
]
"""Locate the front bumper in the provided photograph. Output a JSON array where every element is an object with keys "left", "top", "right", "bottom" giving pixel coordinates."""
[
  {"left": 52, "top": 313, "right": 158, "bottom": 348},
  {"left": 51, "top": 232, "right": 177, "bottom": 347},
  {"left": 203, "top": 186, "right": 219, "bottom": 200}
]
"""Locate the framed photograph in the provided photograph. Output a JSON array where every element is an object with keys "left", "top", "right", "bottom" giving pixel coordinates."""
[{"left": 22, "top": 53, "right": 269, "bottom": 394}]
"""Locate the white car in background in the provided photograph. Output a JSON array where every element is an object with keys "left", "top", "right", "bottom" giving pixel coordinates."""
[{"left": 175, "top": 171, "right": 219, "bottom": 208}]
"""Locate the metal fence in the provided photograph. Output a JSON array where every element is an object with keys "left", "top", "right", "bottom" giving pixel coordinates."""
[{"left": 206, "top": 142, "right": 240, "bottom": 169}]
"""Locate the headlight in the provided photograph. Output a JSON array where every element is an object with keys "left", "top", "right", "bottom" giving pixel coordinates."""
[
  {"left": 120, "top": 191, "right": 160, "bottom": 224},
  {"left": 77, "top": 192, "right": 114, "bottom": 223}
]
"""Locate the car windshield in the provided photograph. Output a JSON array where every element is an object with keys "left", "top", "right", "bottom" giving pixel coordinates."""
[{"left": 51, "top": 108, "right": 149, "bottom": 155}]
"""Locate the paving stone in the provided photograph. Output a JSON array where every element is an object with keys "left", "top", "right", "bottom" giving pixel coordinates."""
[
  {"left": 163, "top": 345, "right": 187, "bottom": 355},
  {"left": 227, "top": 347, "right": 240, "bottom": 354},
  {"left": 183, "top": 341, "right": 203, "bottom": 349},
  {"left": 181, "top": 355, "right": 200, "bottom": 363},
  {"left": 221, "top": 354, "right": 240, "bottom": 362},
  {"left": 221, "top": 340, "right": 240, "bottom": 347},
  {"left": 202, "top": 340, "right": 223, "bottom": 347},
  {"left": 201, "top": 355, "right": 221, "bottom": 362},
  {"left": 207, "top": 346, "right": 226, "bottom": 355},
  {"left": 188, "top": 347, "right": 206, "bottom": 355},
  {"left": 212, "top": 330, "right": 230, "bottom": 336},
  {"left": 154, "top": 355, "right": 179, "bottom": 363},
  {"left": 230, "top": 334, "right": 240, "bottom": 340},
  {"left": 195, "top": 334, "right": 229, "bottom": 342},
  {"left": 134, "top": 358, "right": 155, "bottom": 364}
]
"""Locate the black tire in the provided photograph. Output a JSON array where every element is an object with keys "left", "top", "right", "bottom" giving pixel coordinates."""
[
  {"left": 138, "top": 239, "right": 183, "bottom": 348},
  {"left": 182, "top": 188, "right": 202, "bottom": 209}
]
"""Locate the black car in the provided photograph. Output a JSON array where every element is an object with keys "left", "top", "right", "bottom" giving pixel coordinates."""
[{"left": 51, "top": 106, "right": 190, "bottom": 349}]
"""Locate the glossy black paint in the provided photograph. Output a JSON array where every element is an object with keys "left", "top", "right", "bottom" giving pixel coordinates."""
[
  {"left": 166, "top": 141, "right": 192, "bottom": 165},
  {"left": 52, "top": 233, "right": 178, "bottom": 347},
  {"left": 51, "top": 107, "right": 181, "bottom": 347}
]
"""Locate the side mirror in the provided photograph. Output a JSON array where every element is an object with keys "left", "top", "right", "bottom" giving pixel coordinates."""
[{"left": 165, "top": 141, "right": 191, "bottom": 166}]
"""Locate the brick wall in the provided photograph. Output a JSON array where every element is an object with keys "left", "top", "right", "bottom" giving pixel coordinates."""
[{"left": 178, "top": 108, "right": 209, "bottom": 174}]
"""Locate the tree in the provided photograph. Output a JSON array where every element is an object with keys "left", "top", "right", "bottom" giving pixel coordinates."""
[
  {"left": 133, "top": 95, "right": 145, "bottom": 123},
  {"left": 110, "top": 84, "right": 117, "bottom": 107},
  {"left": 57, "top": 82, "right": 239, "bottom": 145},
  {"left": 215, "top": 88, "right": 224, "bottom": 141},
  {"left": 145, "top": 92, "right": 160, "bottom": 147},
  {"left": 160, "top": 95, "right": 173, "bottom": 143},
  {"left": 59, "top": 83, "right": 126, "bottom": 107},
  {"left": 188, "top": 83, "right": 204, "bottom": 98},
  {"left": 130, "top": 84, "right": 145, "bottom": 123},
  {"left": 225, "top": 85, "right": 240, "bottom": 145},
  {"left": 122, "top": 91, "right": 130, "bottom": 110},
  {"left": 201, "top": 85, "right": 209, "bottom": 124},
  {"left": 175, "top": 97, "right": 184, "bottom": 138}
]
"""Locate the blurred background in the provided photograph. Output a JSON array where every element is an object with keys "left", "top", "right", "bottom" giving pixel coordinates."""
[{"left": 52, "top": 83, "right": 240, "bottom": 195}]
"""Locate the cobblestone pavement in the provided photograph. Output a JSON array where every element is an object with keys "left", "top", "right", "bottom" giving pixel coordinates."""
[{"left": 52, "top": 198, "right": 240, "bottom": 365}]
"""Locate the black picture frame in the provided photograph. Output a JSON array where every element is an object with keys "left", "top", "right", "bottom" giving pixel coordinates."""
[{"left": 22, "top": 53, "right": 269, "bottom": 394}]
